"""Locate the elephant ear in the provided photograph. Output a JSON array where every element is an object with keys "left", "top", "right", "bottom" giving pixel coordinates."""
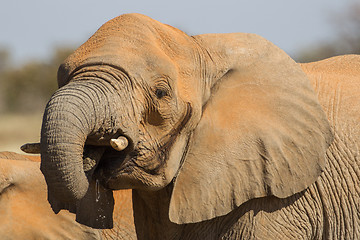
[{"left": 169, "top": 33, "right": 333, "bottom": 224}]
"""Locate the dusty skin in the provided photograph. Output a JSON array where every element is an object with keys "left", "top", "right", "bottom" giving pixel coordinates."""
[
  {"left": 36, "top": 13, "right": 359, "bottom": 239},
  {"left": 0, "top": 152, "right": 136, "bottom": 240}
]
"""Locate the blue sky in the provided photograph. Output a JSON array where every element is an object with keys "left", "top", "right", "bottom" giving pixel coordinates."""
[{"left": 0, "top": 0, "right": 355, "bottom": 64}]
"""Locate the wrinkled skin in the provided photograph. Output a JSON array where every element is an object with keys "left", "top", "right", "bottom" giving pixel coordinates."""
[
  {"left": 0, "top": 152, "right": 135, "bottom": 240},
  {"left": 39, "top": 13, "right": 359, "bottom": 239},
  {"left": 132, "top": 56, "right": 360, "bottom": 240}
]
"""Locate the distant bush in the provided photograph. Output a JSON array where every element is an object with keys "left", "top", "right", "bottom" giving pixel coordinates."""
[
  {"left": 296, "top": 3, "right": 360, "bottom": 62},
  {"left": 0, "top": 47, "right": 74, "bottom": 113}
]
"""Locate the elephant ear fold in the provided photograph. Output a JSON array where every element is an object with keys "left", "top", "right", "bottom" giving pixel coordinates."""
[{"left": 169, "top": 33, "right": 333, "bottom": 224}]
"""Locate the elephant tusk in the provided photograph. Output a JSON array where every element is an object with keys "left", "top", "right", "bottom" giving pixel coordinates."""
[
  {"left": 110, "top": 136, "right": 128, "bottom": 151},
  {"left": 20, "top": 142, "right": 41, "bottom": 154}
]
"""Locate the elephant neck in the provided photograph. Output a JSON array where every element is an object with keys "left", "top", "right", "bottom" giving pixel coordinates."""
[
  {"left": 132, "top": 185, "right": 183, "bottom": 240},
  {"left": 131, "top": 185, "right": 241, "bottom": 239}
]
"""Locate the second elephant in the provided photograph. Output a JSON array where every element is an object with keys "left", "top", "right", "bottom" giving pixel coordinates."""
[{"left": 0, "top": 152, "right": 136, "bottom": 239}]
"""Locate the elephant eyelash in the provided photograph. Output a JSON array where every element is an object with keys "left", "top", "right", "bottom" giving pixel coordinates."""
[{"left": 152, "top": 78, "right": 172, "bottom": 99}]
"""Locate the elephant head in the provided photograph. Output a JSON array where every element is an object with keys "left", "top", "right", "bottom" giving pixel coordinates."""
[{"left": 40, "top": 13, "right": 333, "bottom": 228}]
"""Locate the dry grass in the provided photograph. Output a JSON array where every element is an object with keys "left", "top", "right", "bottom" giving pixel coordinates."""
[{"left": 0, "top": 112, "right": 43, "bottom": 154}]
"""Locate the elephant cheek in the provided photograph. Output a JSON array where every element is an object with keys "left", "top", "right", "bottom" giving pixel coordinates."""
[
  {"left": 101, "top": 134, "right": 189, "bottom": 191},
  {"left": 163, "top": 133, "right": 191, "bottom": 181}
]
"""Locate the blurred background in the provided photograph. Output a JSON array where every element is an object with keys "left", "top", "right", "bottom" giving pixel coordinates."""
[{"left": 0, "top": 0, "right": 359, "bottom": 153}]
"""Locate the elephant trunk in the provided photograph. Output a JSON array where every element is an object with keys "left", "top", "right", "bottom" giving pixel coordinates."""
[{"left": 40, "top": 80, "right": 116, "bottom": 203}]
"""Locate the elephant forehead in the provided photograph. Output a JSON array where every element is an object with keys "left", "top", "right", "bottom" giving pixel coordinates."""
[
  {"left": 61, "top": 50, "right": 179, "bottom": 90},
  {"left": 61, "top": 13, "right": 193, "bottom": 80}
]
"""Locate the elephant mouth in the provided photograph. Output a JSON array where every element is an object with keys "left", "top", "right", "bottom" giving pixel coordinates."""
[
  {"left": 56, "top": 104, "right": 192, "bottom": 229},
  {"left": 83, "top": 103, "right": 193, "bottom": 190}
]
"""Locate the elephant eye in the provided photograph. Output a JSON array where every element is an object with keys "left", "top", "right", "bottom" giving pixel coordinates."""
[{"left": 155, "top": 89, "right": 168, "bottom": 99}]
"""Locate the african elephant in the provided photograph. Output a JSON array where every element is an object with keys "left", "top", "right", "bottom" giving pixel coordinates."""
[
  {"left": 0, "top": 152, "right": 136, "bottom": 240},
  {"left": 38, "top": 13, "right": 360, "bottom": 239}
]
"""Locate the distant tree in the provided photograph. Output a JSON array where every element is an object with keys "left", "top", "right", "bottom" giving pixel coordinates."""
[
  {"left": 333, "top": 3, "right": 360, "bottom": 54},
  {"left": 0, "top": 48, "right": 10, "bottom": 73},
  {"left": 0, "top": 48, "right": 11, "bottom": 112},
  {"left": 0, "top": 46, "right": 74, "bottom": 113},
  {"left": 296, "top": 3, "right": 360, "bottom": 62}
]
